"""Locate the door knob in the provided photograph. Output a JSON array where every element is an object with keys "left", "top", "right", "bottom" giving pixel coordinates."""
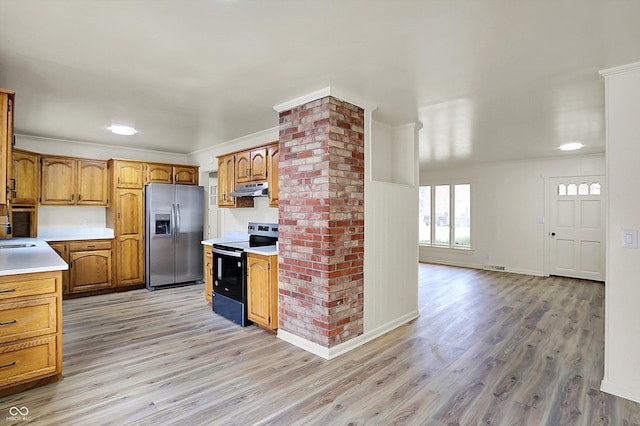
[{"left": 551, "top": 232, "right": 556, "bottom": 237}]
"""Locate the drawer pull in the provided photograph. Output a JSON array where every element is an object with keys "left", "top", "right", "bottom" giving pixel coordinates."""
[
  {"left": 0, "top": 320, "right": 17, "bottom": 326},
  {"left": 0, "top": 289, "right": 16, "bottom": 294},
  {"left": 0, "top": 361, "right": 16, "bottom": 369},
  {"left": 87, "top": 245, "right": 95, "bottom": 248}
]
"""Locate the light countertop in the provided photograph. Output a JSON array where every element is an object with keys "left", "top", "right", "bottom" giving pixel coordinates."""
[
  {"left": 38, "top": 227, "right": 115, "bottom": 241},
  {"left": 0, "top": 238, "right": 69, "bottom": 276},
  {"left": 244, "top": 245, "right": 278, "bottom": 256}
]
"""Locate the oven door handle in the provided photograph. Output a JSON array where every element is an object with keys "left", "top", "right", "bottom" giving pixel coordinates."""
[{"left": 211, "top": 247, "right": 243, "bottom": 258}]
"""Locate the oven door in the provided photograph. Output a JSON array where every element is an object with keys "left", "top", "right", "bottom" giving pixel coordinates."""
[{"left": 211, "top": 246, "right": 246, "bottom": 302}]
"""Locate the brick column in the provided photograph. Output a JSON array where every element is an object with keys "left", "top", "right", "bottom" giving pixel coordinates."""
[{"left": 278, "top": 96, "right": 365, "bottom": 348}]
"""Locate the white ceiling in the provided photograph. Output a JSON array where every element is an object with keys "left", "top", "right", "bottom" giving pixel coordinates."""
[{"left": 1, "top": 1, "right": 639, "bottom": 168}]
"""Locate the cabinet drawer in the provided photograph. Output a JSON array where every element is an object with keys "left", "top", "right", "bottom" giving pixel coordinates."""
[
  {"left": 69, "top": 240, "right": 112, "bottom": 252},
  {"left": 0, "top": 335, "right": 57, "bottom": 388},
  {"left": 0, "top": 297, "right": 57, "bottom": 344},
  {"left": 0, "top": 274, "right": 58, "bottom": 301}
]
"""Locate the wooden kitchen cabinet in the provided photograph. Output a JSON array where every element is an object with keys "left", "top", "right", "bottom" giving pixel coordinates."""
[
  {"left": 68, "top": 240, "right": 112, "bottom": 293},
  {"left": 217, "top": 154, "right": 235, "bottom": 207},
  {"left": 41, "top": 156, "right": 108, "bottom": 206},
  {"left": 77, "top": 159, "right": 108, "bottom": 205},
  {"left": 247, "top": 253, "right": 278, "bottom": 330},
  {"left": 111, "top": 188, "right": 144, "bottom": 286},
  {"left": 48, "top": 239, "right": 113, "bottom": 295},
  {"left": 0, "top": 88, "right": 15, "bottom": 207},
  {"left": 111, "top": 159, "right": 144, "bottom": 189},
  {"left": 267, "top": 142, "right": 279, "bottom": 207},
  {"left": 0, "top": 270, "right": 62, "bottom": 396},
  {"left": 10, "top": 149, "right": 39, "bottom": 205},
  {"left": 217, "top": 154, "right": 253, "bottom": 208},
  {"left": 47, "top": 241, "right": 69, "bottom": 294},
  {"left": 144, "top": 163, "right": 198, "bottom": 185},
  {"left": 204, "top": 245, "right": 212, "bottom": 304},
  {"left": 40, "top": 156, "right": 76, "bottom": 205},
  {"left": 236, "top": 147, "right": 267, "bottom": 183}
]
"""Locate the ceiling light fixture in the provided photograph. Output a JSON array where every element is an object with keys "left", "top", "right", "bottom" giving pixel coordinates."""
[
  {"left": 559, "top": 142, "right": 583, "bottom": 151},
  {"left": 108, "top": 124, "right": 137, "bottom": 136}
]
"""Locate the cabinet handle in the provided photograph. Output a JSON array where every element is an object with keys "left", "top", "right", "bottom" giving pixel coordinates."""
[
  {"left": 0, "top": 320, "right": 17, "bottom": 326},
  {"left": 9, "top": 178, "right": 15, "bottom": 191},
  {"left": 0, "top": 289, "right": 16, "bottom": 294},
  {"left": 78, "top": 194, "right": 82, "bottom": 200},
  {"left": 0, "top": 361, "right": 16, "bottom": 369},
  {"left": 174, "top": 174, "right": 178, "bottom": 182},
  {"left": 87, "top": 245, "right": 95, "bottom": 248}
]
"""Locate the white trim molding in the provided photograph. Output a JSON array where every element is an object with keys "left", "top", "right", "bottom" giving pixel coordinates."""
[
  {"left": 273, "top": 86, "right": 376, "bottom": 113},
  {"left": 277, "top": 310, "right": 419, "bottom": 360},
  {"left": 599, "top": 61, "right": 640, "bottom": 78}
]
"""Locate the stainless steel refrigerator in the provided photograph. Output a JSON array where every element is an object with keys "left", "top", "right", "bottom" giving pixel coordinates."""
[{"left": 145, "top": 183, "right": 204, "bottom": 290}]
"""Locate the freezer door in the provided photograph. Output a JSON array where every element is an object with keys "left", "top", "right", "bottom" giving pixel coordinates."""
[
  {"left": 174, "top": 185, "right": 204, "bottom": 283},
  {"left": 146, "top": 184, "right": 176, "bottom": 287}
]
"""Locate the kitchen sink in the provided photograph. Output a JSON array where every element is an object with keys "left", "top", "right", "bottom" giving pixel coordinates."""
[{"left": 0, "top": 243, "right": 36, "bottom": 249}]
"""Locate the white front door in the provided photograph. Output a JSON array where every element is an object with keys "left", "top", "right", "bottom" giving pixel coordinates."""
[{"left": 549, "top": 176, "right": 605, "bottom": 281}]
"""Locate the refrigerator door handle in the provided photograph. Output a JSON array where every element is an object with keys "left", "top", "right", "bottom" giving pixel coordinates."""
[
  {"left": 175, "top": 203, "right": 181, "bottom": 243},
  {"left": 171, "top": 204, "right": 176, "bottom": 243}
]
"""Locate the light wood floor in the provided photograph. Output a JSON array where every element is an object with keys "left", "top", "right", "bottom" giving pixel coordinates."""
[{"left": 2, "top": 264, "right": 640, "bottom": 425}]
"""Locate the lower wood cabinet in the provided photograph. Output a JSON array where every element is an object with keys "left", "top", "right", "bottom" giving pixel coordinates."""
[
  {"left": 246, "top": 253, "right": 278, "bottom": 330},
  {"left": 204, "top": 245, "right": 212, "bottom": 305},
  {"left": 0, "top": 270, "right": 62, "bottom": 396},
  {"left": 48, "top": 239, "right": 113, "bottom": 295}
]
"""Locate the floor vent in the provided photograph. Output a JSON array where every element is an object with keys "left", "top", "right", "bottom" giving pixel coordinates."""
[{"left": 483, "top": 264, "right": 506, "bottom": 271}]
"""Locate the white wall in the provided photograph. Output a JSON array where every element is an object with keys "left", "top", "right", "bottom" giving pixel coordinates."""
[
  {"left": 599, "top": 62, "right": 640, "bottom": 403},
  {"left": 419, "top": 154, "right": 605, "bottom": 276},
  {"left": 16, "top": 134, "right": 190, "bottom": 163},
  {"left": 363, "top": 118, "right": 420, "bottom": 339}
]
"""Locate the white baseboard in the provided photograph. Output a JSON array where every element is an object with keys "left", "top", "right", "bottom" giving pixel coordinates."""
[
  {"left": 420, "top": 260, "right": 545, "bottom": 277},
  {"left": 277, "top": 310, "right": 420, "bottom": 360},
  {"left": 601, "top": 379, "right": 640, "bottom": 403}
]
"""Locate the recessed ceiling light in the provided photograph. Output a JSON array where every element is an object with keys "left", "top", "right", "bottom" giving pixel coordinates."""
[
  {"left": 108, "top": 124, "right": 137, "bottom": 136},
  {"left": 559, "top": 142, "right": 583, "bottom": 151}
]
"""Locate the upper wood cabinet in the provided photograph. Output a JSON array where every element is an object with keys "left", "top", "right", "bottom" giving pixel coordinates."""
[
  {"left": 41, "top": 156, "right": 108, "bottom": 206},
  {"left": 77, "top": 160, "right": 108, "bottom": 205},
  {"left": 0, "top": 88, "right": 15, "bottom": 206},
  {"left": 10, "top": 149, "right": 39, "bottom": 205},
  {"left": 267, "top": 143, "right": 279, "bottom": 207},
  {"left": 173, "top": 165, "right": 198, "bottom": 185},
  {"left": 40, "top": 156, "right": 76, "bottom": 205},
  {"left": 236, "top": 148, "right": 267, "bottom": 183},
  {"left": 145, "top": 163, "right": 198, "bottom": 185},
  {"left": 217, "top": 154, "right": 235, "bottom": 207},
  {"left": 111, "top": 160, "right": 144, "bottom": 189}
]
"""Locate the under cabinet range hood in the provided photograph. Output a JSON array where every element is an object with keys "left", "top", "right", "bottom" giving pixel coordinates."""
[{"left": 229, "top": 182, "right": 268, "bottom": 197}]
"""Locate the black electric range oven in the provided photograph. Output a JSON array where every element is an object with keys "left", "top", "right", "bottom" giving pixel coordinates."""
[{"left": 211, "top": 222, "right": 278, "bottom": 326}]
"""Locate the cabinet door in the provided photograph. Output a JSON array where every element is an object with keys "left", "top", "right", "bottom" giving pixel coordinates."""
[
  {"left": 113, "top": 160, "right": 143, "bottom": 189},
  {"left": 0, "top": 90, "right": 14, "bottom": 206},
  {"left": 267, "top": 144, "right": 279, "bottom": 207},
  {"left": 217, "top": 155, "right": 235, "bottom": 207},
  {"left": 250, "top": 148, "right": 267, "bottom": 181},
  {"left": 204, "top": 246, "right": 212, "bottom": 304},
  {"left": 116, "top": 189, "right": 143, "bottom": 236},
  {"left": 115, "top": 188, "right": 144, "bottom": 286},
  {"left": 47, "top": 242, "right": 69, "bottom": 294},
  {"left": 77, "top": 160, "right": 108, "bottom": 206},
  {"left": 145, "top": 163, "right": 173, "bottom": 184},
  {"left": 116, "top": 236, "right": 144, "bottom": 286},
  {"left": 173, "top": 166, "right": 198, "bottom": 185},
  {"left": 235, "top": 151, "right": 251, "bottom": 183},
  {"left": 69, "top": 249, "right": 112, "bottom": 292},
  {"left": 247, "top": 254, "right": 271, "bottom": 328},
  {"left": 41, "top": 157, "right": 76, "bottom": 205},
  {"left": 11, "top": 150, "right": 39, "bottom": 205}
]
